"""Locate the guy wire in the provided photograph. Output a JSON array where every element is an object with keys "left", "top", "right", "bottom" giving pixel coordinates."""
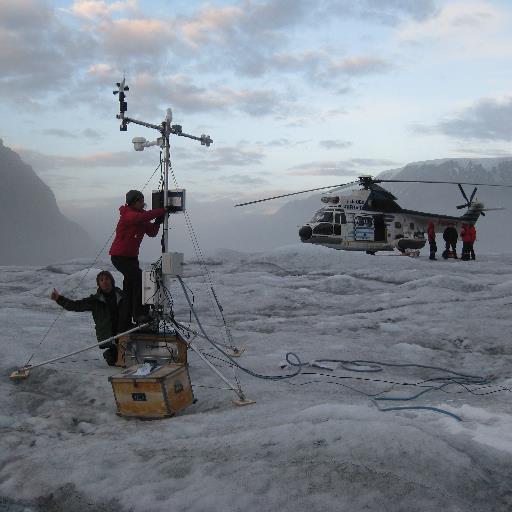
[
  {"left": 175, "top": 275, "right": 302, "bottom": 381},
  {"left": 165, "top": 144, "right": 236, "bottom": 350},
  {"left": 26, "top": 157, "right": 163, "bottom": 367}
]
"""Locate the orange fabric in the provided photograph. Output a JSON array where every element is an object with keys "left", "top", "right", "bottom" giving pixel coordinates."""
[
  {"left": 460, "top": 223, "right": 475, "bottom": 243},
  {"left": 427, "top": 222, "right": 435, "bottom": 242}
]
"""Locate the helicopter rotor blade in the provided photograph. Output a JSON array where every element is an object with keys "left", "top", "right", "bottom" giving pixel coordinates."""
[
  {"left": 376, "top": 178, "right": 512, "bottom": 188},
  {"left": 456, "top": 204, "right": 468, "bottom": 209},
  {"left": 458, "top": 183, "right": 470, "bottom": 204},
  {"left": 469, "top": 187, "right": 478, "bottom": 203},
  {"left": 234, "top": 181, "right": 358, "bottom": 207}
]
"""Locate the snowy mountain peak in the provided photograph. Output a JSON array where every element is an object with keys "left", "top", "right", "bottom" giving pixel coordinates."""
[{"left": 379, "top": 157, "right": 512, "bottom": 184}]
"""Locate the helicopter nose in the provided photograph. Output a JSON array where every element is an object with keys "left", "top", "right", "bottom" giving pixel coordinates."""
[{"left": 299, "top": 225, "right": 312, "bottom": 241}]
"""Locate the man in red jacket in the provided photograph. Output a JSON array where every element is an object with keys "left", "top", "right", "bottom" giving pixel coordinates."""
[
  {"left": 109, "top": 190, "right": 167, "bottom": 323},
  {"left": 461, "top": 223, "right": 477, "bottom": 261}
]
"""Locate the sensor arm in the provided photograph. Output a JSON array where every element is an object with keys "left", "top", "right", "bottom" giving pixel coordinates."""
[
  {"left": 169, "top": 124, "right": 213, "bottom": 146},
  {"left": 118, "top": 116, "right": 161, "bottom": 132}
]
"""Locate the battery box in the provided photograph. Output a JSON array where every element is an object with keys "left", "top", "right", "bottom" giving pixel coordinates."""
[{"left": 162, "top": 252, "right": 183, "bottom": 276}]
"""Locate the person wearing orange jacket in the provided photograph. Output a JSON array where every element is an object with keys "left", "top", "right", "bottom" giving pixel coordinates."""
[
  {"left": 427, "top": 221, "right": 437, "bottom": 260},
  {"left": 109, "top": 190, "right": 167, "bottom": 323},
  {"left": 461, "top": 223, "right": 477, "bottom": 260}
]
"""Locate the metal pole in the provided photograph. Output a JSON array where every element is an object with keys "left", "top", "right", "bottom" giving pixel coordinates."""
[
  {"left": 186, "top": 339, "right": 246, "bottom": 400},
  {"left": 163, "top": 127, "right": 170, "bottom": 254},
  {"left": 173, "top": 322, "right": 243, "bottom": 356},
  {"left": 160, "top": 121, "right": 171, "bottom": 317},
  {"left": 15, "top": 323, "right": 149, "bottom": 372}
]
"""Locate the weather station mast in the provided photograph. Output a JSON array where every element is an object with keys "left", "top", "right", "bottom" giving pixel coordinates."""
[
  {"left": 113, "top": 78, "right": 212, "bottom": 317},
  {"left": 113, "top": 79, "right": 254, "bottom": 407}
]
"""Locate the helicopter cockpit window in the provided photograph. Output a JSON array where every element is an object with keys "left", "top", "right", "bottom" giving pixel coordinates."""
[
  {"left": 334, "top": 212, "right": 347, "bottom": 224},
  {"left": 334, "top": 212, "right": 346, "bottom": 224},
  {"left": 395, "top": 222, "right": 402, "bottom": 229},
  {"left": 356, "top": 216, "right": 373, "bottom": 227},
  {"left": 311, "top": 209, "right": 333, "bottom": 223}
]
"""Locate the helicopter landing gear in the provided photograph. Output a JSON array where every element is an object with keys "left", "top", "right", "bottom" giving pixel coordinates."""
[{"left": 400, "top": 249, "right": 420, "bottom": 258}]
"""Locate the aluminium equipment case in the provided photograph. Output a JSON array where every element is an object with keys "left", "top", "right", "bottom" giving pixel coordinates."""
[{"left": 115, "top": 331, "right": 188, "bottom": 368}]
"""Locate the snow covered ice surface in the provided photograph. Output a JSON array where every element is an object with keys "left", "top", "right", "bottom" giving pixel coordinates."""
[{"left": 2, "top": 245, "right": 512, "bottom": 511}]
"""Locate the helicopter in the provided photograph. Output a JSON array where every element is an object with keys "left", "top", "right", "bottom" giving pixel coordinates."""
[{"left": 235, "top": 175, "right": 511, "bottom": 255}]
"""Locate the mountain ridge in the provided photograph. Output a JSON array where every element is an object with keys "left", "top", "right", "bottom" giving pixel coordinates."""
[{"left": 0, "top": 139, "right": 94, "bottom": 265}]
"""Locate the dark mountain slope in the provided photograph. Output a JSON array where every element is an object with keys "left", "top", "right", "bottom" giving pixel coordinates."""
[{"left": 0, "top": 139, "right": 93, "bottom": 265}]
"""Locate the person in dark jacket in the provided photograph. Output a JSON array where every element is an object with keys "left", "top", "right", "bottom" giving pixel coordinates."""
[
  {"left": 109, "top": 190, "right": 167, "bottom": 324},
  {"left": 427, "top": 220, "right": 437, "bottom": 260},
  {"left": 442, "top": 224, "right": 458, "bottom": 259},
  {"left": 51, "top": 270, "right": 130, "bottom": 366}
]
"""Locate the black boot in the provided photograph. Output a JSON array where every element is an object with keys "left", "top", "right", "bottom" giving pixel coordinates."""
[{"left": 102, "top": 345, "right": 118, "bottom": 366}]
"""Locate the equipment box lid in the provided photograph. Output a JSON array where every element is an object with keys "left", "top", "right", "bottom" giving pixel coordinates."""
[{"left": 109, "top": 363, "right": 186, "bottom": 383}]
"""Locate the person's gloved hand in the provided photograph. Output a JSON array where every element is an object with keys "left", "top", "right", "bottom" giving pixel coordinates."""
[
  {"left": 50, "top": 288, "right": 60, "bottom": 301},
  {"left": 165, "top": 205, "right": 176, "bottom": 213},
  {"left": 154, "top": 216, "right": 164, "bottom": 224}
]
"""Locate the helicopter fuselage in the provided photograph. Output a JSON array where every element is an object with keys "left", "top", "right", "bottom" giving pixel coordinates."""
[{"left": 298, "top": 187, "right": 482, "bottom": 253}]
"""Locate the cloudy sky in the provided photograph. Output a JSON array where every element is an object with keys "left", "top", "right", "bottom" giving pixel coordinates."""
[{"left": 2, "top": 0, "right": 512, "bottom": 212}]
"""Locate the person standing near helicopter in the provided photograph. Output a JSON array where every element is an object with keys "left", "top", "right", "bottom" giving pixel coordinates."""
[
  {"left": 461, "top": 223, "right": 477, "bottom": 260},
  {"left": 442, "top": 223, "right": 458, "bottom": 259},
  {"left": 427, "top": 221, "right": 437, "bottom": 260}
]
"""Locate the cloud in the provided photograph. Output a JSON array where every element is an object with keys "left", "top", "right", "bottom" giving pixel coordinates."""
[
  {"left": 325, "top": 0, "right": 437, "bottom": 26},
  {"left": 289, "top": 158, "right": 400, "bottom": 176},
  {"left": 181, "top": 4, "right": 245, "bottom": 47},
  {"left": 220, "top": 174, "right": 269, "bottom": 186},
  {"left": 397, "top": 2, "right": 512, "bottom": 58},
  {"left": 319, "top": 140, "right": 352, "bottom": 149},
  {"left": 41, "top": 129, "right": 76, "bottom": 139},
  {"left": 181, "top": 0, "right": 308, "bottom": 48},
  {"left": 329, "top": 56, "right": 390, "bottom": 76},
  {"left": 0, "top": 0, "right": 52, "bottom": 29},
  {"left": 0, "top": 1, "right": 97, "bottom": 102},
  {"left": 399, "top": 2, "right": 499, "bottom": 40},
  {"left": 99, "top": 18, "right": 177, "bottom": 64},
  {"left": 66, "top": 0, "right": 137, "bottom": 20},
  {"left": 0, "top": 0, "right": 395, "bottom": 117},
  {"left": 176, "top": 0, "right": 325, "bottom": 81},
  {"left": 414, "top": 97, "right": 512, "bottom": 142},
  {"left": 15, "top": 147, "right": 155, "bottom": 172},
  {"left": 254, "top": 51, "right": 391, "bottom": 85},
  {"left": 128, "top": 73, "right": 288, "bottom": 117},
  {"left": 259, "top": 138, "right": 309, "bottom": 147},
  {"left": 82, "top": 128, "right": 102, "bottom": 141},
  {"left": 41, "top": 128, "right": 102, "bottom": 141},
  {"left": 187, "top": 146, "right": 265, "bottom": 172},
  {"left": 264, "top": 138, "right": 294, "bottom": 147},
  {"left": 453, "top": 147, "right": 512, "bottom": 158}
]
